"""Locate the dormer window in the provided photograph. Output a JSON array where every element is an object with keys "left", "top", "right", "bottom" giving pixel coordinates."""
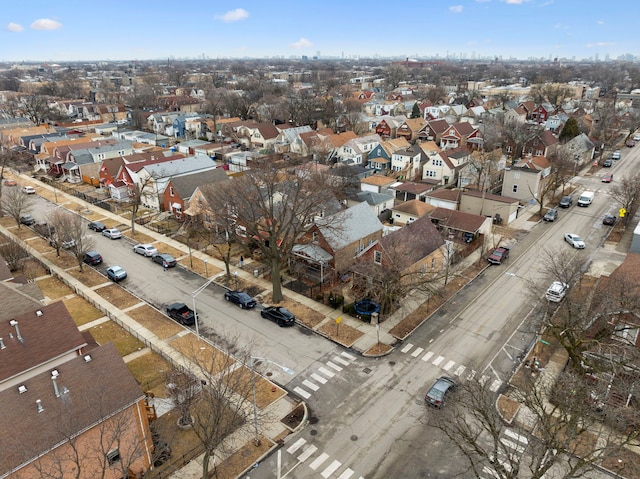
[{"left": 374, "top": 251, "right": 382, "bottom": 265}]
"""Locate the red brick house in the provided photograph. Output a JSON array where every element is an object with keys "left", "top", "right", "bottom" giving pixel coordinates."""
[
  {"left": 418, "top": 119, "right": 450, "bottom": 143},
  {"left": 396, "top": 118, "right": 427, "bottom": 143},
  {"left": 522, "top": 130, "right": 559, "bottom": 158},
  {"left": 440, "top": 122, "right": 481, "bottom": 150},
  {"left": 162, "top": 167, "right": 229, "bottom": 220}
]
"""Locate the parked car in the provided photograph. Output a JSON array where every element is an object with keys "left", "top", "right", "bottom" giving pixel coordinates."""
[
  {"left": 152, "top": 253, "right": 177, "bottom": 268},
  {"left": 106, "top": 265, "right": 127, "bottom": 282},
  {"left": 564, "top": 233, "right": 585, "bottom": 249},
  {"left": 19, "top": 214, "right": 35, "bottom": 226},
  {"left": 260, "top": 306, "right": 295, "bottom": 327},
  {"left": 602, "top": 158, "right": 613, "bottom": 167},
  {"left": 627, "top": 140, "right": 636, "bottom": 148},
  {"left": 546, "top": 281, "right": 569, "bottom": 302},
  {"left": 34, "top": 221, "right": 54, "bottom": 238},
  {"left": 558, "top": 196, "right": 573, "bottom": 208},
  {"left": 88, "top": 221, "right": 106, "bottom": 232},
  {"left": 102, "top": 228, "right": 122, "bottom": 239},
  {"left": 603, "top": 214, "right": 617, "bottom": 226},
  {"left": 50, "top": 237, "right": 76, "bottom": 250},
  {"left": 602, "top": 174, "right": 613, "bottom": 183},
  {"left": 224, "top": 290, "right": 257, "bottom": 309},
  {"left": 166, "top": 303, "right": 196, "bottom": 326},
  {"left": 4, "top": 179, "right": 17, "bottom": 186},
  {"left": 634, "top": 133, "right": 640, "bottom": 142},
  {"left": 543, "top": 209, "right": 559, "bottom": 222},
  {"left": 612, "top": 150, "right": 621, "bottom": 160},
  {"left": 21, "top": 186, "right": 35, "bottom": 194},
  {"left": 133, "top": 243, "right": 158, "bottom": 257},
  {"left": 487, "top": 246, "right": 510, "bottom": 265},
  {"left": 425, "top": 376, "right": 457, "bottom": 408},
  {"left": 83, "top": 251, "right": 103, "bottom": 265}
]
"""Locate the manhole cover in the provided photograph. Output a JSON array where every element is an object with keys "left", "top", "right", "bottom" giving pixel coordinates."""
[
  {"left": 242, "top": 449, "right": 250, "bottom": 457},
  {"left": 310, "top": 429, "right": 317, "bottom": 436},
  {"left": 362, "top": 367, "right": 372, "bottom": 374},
  {"left": 350, "top": 435, "right": 358, "bottom": 441},
  {"left": 309, "top": 417, "right": 319, "bottom": 425},
  {"left": 266, "top": 372, "right": 273, "bottom": 377},
  {"left": 389, "top": 361, "right": 396, "bottom": 366}
]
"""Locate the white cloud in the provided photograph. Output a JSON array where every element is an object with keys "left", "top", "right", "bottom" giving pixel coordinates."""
[
  {"left": 449, "top": 5, "right": 464, "bottom": 13},
  {"left": 503, "top": 0, "right": 529, "bottom": 4},
  {"left": 586, "top": 41, "right": 614, "bottom": 48},
  {"left": 30, "top": 18, "right": 62, "bottom": 30},
  {"left": 597, "top": 20, "right": 604, "bottom": 25},
  {"left": 290, "top": 38, "right": 312, "bottom": 49},
  {"left": 6, "top": 22, "right": 24, "bottom": 32},
  {"left": 475, "top": 0, "right": 491, "bottom": 3},
  {"left": 215, "top": 8, "right": 249, "bottom": 22}
]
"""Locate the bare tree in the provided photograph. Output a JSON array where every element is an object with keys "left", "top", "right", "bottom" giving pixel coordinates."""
[
  {"left": 0, "top": 237, "right": 29, "bottom": 271},
  {"left": 610, "top": 173, "right": 640, "bottom": 225},
  {"left": 46, "top": 209, "right": 95, "bottom": 270},
  {"left": 1, "top": 187, "right": 34, "bottom": 228}
]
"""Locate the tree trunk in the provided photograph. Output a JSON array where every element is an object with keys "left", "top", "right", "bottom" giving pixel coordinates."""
[{"left": 271, "top": 257, "right": 283, "bottom": 303}]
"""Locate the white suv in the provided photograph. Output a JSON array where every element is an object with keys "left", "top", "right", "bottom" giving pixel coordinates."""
[{"left": 546, "top": 281, "right": 569, "bottom": 302}]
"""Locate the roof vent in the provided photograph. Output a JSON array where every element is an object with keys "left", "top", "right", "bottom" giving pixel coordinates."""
[
  {"left": 18, "top": 385, "right": 27, "bottom": 394},
  {"left": 36, "top": 399, "right": 44, "bottom": 413},
  {"left": 36, "top": 310, "right": 43, "bottom": 317},
  {"left": 0, "top": 338, "right": 5, "bottom": 349},
  {"left": 84, "top": 354, "right": 92, "bottom": 362}
]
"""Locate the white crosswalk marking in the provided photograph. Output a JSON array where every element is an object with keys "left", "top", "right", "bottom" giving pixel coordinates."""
[
  {"left": 504, "top": 429, "right": 529, "bottom": 445},
  {"left": 432, "top": 355, "right": 445, "bottom": 366},
  {"left": 443, "top": 360, "right": 455, "bottom": 371},
  {"left": 401, "top": 343, "right": 413, "bottom": 353},
  {"left": 483, "top": 466, "right": 500, "bottom": 478},
  {"left": 309, "top": 452, "right": 330, "bottom": 470},
  {"left": 303, "top": 379, "right": 319, "bottom": 391},
  {"left": 338, "top": 468, "right": 354, "bottom": 479},
  {"left": 294, "top": 387, "right": 311, "bottom": 399},
  {"left": 311, "top": 373, "right": 328, "bottom": 384},
  {"left": 327, "top": 361, "right": 343, "bottom": 371},
  {"left": 297, "top": 445, "right": 317, "bottom": 462},
  {"left": 467, "top": 370, "right": 477, "bottom": 381},
  {"left": 479, "top": 374, "right": 489, "bottom": 386},
  {"left": 318, "top": 367, "right": 335, "bottom": 378},
  {"left": 490, "top": 379, "right": 502, "bottom": 392},
  {"left": 501, "top": 438, "right": 525, "bottom": 454},
  {"left": 287, "top": 437, "right": 307, "bottom": 454},
  {"left": 411, "top": 347, "right": 424, "bottom": 357},
  {"left": 453, "top": 364, "right": 466, "bottom": 376},
  {"left": 341, "top": 351, "right": 357, "bottom": 361},
  {"left": 421, "top": 351, "right": 434, "bottom": 362},
  {"left": 333, "top": 355, "right": 350, "bottom": 366},
  {"left": 321, "top": 460, "right": 342, "bottom": 478}
]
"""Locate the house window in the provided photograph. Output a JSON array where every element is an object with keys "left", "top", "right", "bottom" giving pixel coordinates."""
[
  {"left": 312, "top": 231, "right": 318, "bottom": 243},
  {"left": 431, "top": 257, "right": 436, "bottom": 270},
  {"left": 169, "top": 186, "right": 174, "bottom": 197},
  {"left": 512, "top": 185, "right": 518, "bottom": 193},
  {"left": 506, "top": 145, "right": 513, "bottom": 153},
  {"left": 374, "top": 251, "right": 382, "bottom": 265},
  {"left": 432, "top": 159, "right": 442, "bottom": 166},
  {"left": 107, "top": 449, "right": 121, "bottom": 466},
  {"left": 614, "top": 324, "right": 639, "bottom": 344},
  {"left": 536, "top": 150, "right": 543, "bottom": 156},
  {"left": 425, "top": 171, "right": 437, "bottom": 178}
]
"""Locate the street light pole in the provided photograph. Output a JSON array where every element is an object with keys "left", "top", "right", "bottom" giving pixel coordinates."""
[
  {"left": 191, "top": 273, "right": 219, "bottom": 340},
  {"left": 250, "top": 356, "right": 294, "bottom": 446}
]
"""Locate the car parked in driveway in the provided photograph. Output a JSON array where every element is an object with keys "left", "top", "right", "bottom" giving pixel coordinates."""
[
  {"left": 152, "top": 253, "right": 177, "bottom": 268},
  {"left": 102, "top": 228, "right": 122, "bottom": 239},
  {"left": 106, "top": 265, "right": 127, "bottom": 282},
  {"left": 224, "top": 290, "right": 257, "bottom": 309},
  {"left": 88, "top": 221, "right": 106, "bottom": 232},
  {"left": 564, "top": 233, "right": 585, "bottom": 249},
  {"left": 425, "top": 376, "right": 457, "bottom": 408},
  {"left": 166, "top": 303, "right": 196, "bottom": 326},
  {"left": 83, "top": 251, "right": 103, "bottom": 265},
  {"left": 133, "top": 244, "right": 158, "bottom": 257},
  {"left": 543, "top": 209, "right": 559, "bottom": 222},
  {"left": 19, "top": 214, "right": 35, "bottom": 226},
  {"left": 603, "top": 214, "right": 617, "bottom": 226},
  {"left": 558, "top": 196, "right": 573, "bottom": 208},
  {"left": 487, "top": 246, "right": 510, "bottom": 265},
  {"left": 260, "top": 306, "right": 295, "bottom": 327}
]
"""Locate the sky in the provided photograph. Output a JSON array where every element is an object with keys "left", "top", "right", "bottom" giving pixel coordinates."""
[{"left": 1, "top": 0, "right": 637, "bottom": 63}]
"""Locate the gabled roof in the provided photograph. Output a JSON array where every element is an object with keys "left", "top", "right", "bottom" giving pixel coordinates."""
[
  {"left": 449, "top": 122, "right": 476, "bottom": 137},
  {"left": 319, "top": 202, "right": 383, "bottom": 250},
  {"left": 429, "top": 207, "right": 488, "bottom": 233},
  {"left": 425, "top": 188, "right": 461, "bottom": 203},
  {"left": 355, "top": 191, "right": 395, "bottom": 206},
  {"left": 393, "top": 181, "right": 433, "bottom": 195},
  {"left": 377, "top": 215, "right": 445, "bottom": 270},
  {"left": 461, "top": 190, "right": 519, "bottom": 204},
  {"left": 514, "top": 155, "right": 550, "bottom": 170},
  {"left": 141, "top": 155, "right": 215, "bottom": 178},
  {"left": 0, "top": 282, "right": 43, "bottom": 323},
  {"left": 538, "top": 130, "right": 559, "bottom": 146},
  {"left": 325, "top": 131, "right": 358, "bottom": 148},
  {"left": 254, "top": 122, "right": 280, "bottom": 140},
  {"left": 168, "top": 168, "right": 229, "bottom": 200},
  {"left": 426, "top": 119, "right": 450, "bottom": 135},
  {"left": 361, "top": 174, "right": 397, "bottom": 187},
  {"left": 392, "top": 199, "right": 435, "bottom": 217}
]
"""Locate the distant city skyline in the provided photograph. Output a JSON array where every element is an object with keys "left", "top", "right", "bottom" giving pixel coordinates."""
[{"left": 2, "top": 1, "right": 638, "bottom": 63}]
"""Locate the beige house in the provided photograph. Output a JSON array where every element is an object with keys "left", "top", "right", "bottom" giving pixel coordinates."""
[
  {"left": 391, "top": 199, "right": 435, "bottom": 225},
  {"left": 459, "top": 191, "right": 521, "bottom": 225}
]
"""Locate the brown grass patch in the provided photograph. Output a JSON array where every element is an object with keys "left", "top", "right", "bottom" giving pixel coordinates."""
[
  {"left": 66, "top": 266, "right": 109, "bottom": 287},
  {"left": 44, "top": 251, "right": 79, "bottom": 269},
  {"left": 88, "top": 320, "right": 145, "bottom": 356},
  {"left": 497, "top": 394, "right": 520, "bottom": 423},
  {"left": 10, "top": 226, "right": 38, "bottom": 241},
  {"left": 25, "top": 236, "right": 51, "bottom": 252},
  {"left": 154, "top": 243, "right": 188, "bottom": 260},
  {"left": 227, "top": 365, "right": 286, "bottom": 408},
  {"left": 601, "top": 447, "right": 640, "bottom": 479},
  {"left": 125, "top": 230, "right": 155, "bottom": 244},
  {"left": 214, "top": 439, "right": 272, "bottom": 479},
  {"left": 94, "top": 284, "right": 142, "bottom": 309},
  {"left": 364, "top": 342, "right": 393, "bottom": 355},
  {"left": 170, "top": 334, "right": 237, "bottom": 376},
  {"left": 261, "top": 293, "right": 325, "bottom": 327},
  {"left": 37, "top": 276, "right": 74, "bottom": 300},
  {"left": 127, "top": 351, "right": 173, "bottom": 395},
  {"left": 318, "top": 319, "right": 364, "bottom": 347},
  {"left": 22, "top": 259, "right": 49, "bottom": 280},
  {"left": 127, "top": 304, "right": 184, "bottom": 339},
  {"left": 0, "top": 216, "right": 17, "bottom": 228},
  {"left": 63, "top": 296, "right": 104, "bottom": 326},
  {"left": 178, "top": 256, "right": 222, "bottom": 277}
]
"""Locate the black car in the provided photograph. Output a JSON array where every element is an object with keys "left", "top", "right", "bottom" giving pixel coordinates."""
[
  {"left": 19, "top": 214, "right": 35, "bottom": 226},
  {"left": 88, "top": 221, "right": 106, "bottom": 232},
  {"left": 425, "top": 376, "right": 457, "bottom": 408},
  {"left": 152, "top": 253, "right": 177, "bottom": 268},
  {"left": 603, "top": 214, "right": 617, "bottom": 226},
  {"left": 83, "top": 251, "right": 103, "bottom": 265},
  {"left": 260, "top": 306, "right": 295, "bottom": 327},
  {"left": 166, "top": 303, "right": 196, "bottom": 326},
  {"left": 558, "top": 196, "right": 573, "bottom": 208},
  {"left": 543, "top": 208, "right": 559, "bottom": 222},
  {"left": 224, "top": 290, "right": 257, "bottom": 309}
]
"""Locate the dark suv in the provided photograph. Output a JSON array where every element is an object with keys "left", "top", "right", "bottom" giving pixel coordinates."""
[
  {"left": 558, "top": 196, "right": 572, "bottom": 208},
  {"left": 543, "top": 209, "right": 559, "bottom": 222},
  {"left": 83, "top": 251, "right": 103, "bottom": 266}
]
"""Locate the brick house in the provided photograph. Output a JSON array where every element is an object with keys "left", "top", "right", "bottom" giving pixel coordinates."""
[
  {"left": 162, "top": 167, "right": 229, "bottom": 220},
  {"left": 396, "top": 118, "right": 427, "bottom": 143},
  {"left": 522, "top": 130, "right": 559, "bottom": 158}
]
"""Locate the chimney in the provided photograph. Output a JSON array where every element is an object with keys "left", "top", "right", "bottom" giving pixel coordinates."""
[
  {"left": 36, "top": 399, "right": 44, "bottom": 413},
  {"left": 51, "top": 370, "right": 60, "bottom": 397},
  {"left": 9, "top": 320, "right": 23, "bottom": 342}
]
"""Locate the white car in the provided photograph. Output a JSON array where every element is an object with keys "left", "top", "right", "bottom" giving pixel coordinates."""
[
  {"left": 546, "top": 281, "right": 569, "bottom": 302},
  {"left": 564, "top": 233, "right": 585, "bottom": 249},
  {"left": 133, "top": 244, "right": 158, "bottom": 257},
  {"left": 22, "top": 186, "right": 36, "bottom": 194},
  {"left": 102, "top": 228, "right": 122, "bottom": 239}
]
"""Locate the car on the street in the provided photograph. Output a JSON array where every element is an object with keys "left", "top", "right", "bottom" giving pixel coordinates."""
[
  {"left": 603, "top": 214, "right": 617, "bottom": 226},
  {"left": 4, "top": 179, "right": 17, "bottom": 186},
  {"left": 34, "top": 221, "right": 54, "bottom": 238},
  {"left": 224, "top": 290, "right": 257, "bottom": 309},
  {"left": 602, "top": 158, "right": 613, "bottom": 168},
  {"left": 260, "top": 306, "right": 295, "bottom": 327},
  {"left": 166, "top": 302, "right": 196, "bottom": 326},
  {"left": 152, "top": 253, "right": 177, "bottom": 268},
  {"left": 612, "top": 150, "right": 621, "bottom": 160},
  {"left": 106, "top": 265, "right": 127, "bottom": 282},
  {"left": 546, "top": 281, "right": 569, "bottom": 302},
  {"left": 88, "top": 221, "right": 106, "bottom": 232},
  {"left": 487, "top": 246, "right": 510, "bottom": 265},
  {"left": 543, "top": 208, "right": 559, "bottom": 222},
  {"left": 564, "top": 233, "right": 585, "bottom": 249},
  {"left": 558, "top": 196, "right": 573, "bottom": 208},
  {"left": 19, "top": 214, "right": 35, "bottom": 226},
  {"left": 102, "top": 228, "right": 122, "bottom": 239},
  {"left": 602, "top": 173, "right": 613, "bottom": 183},
  {"left": 634, "top": 133, "right": 640, "bottom": 142},
  {"left": 425, "top": 376, "right": 457, "bottom": 408},
  {"left": 21, "top": 186, "right": 35, "bottom": 194},
  {"left": 83, "top": 251, "right": 103, "bottom": 265},
  {"left": 133, "top": 243, "right": 158, "bottom": 257},
  {"left": 627, "top": 140, "right": 636, "bottom": 148},
  {"left": 50, "top": 237, "right": 76, "bottom": 250}
]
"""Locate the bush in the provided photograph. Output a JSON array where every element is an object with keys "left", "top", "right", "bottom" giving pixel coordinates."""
[{"left": 343, "top": 303, "right": 355, "bottom": 315}]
